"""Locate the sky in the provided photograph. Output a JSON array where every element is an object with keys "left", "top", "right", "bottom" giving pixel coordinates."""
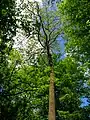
[
  {"left": 30, "top": 0, "right": 42, "bottom": 3},
  {"left": 34, "top": 0, "right": 42, "bottom": 2},
  {"left": 81, "top": 97, "right": 89, "bottom": 107}
]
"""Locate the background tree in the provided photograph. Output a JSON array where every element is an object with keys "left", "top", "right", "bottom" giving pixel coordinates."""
[
  {"left": 0, "top": 0, "right": 17, "bottom": 119},
  {"left": 0, "top": 0, "right": 16, "bottom": 52},
  {"left": 58, "top": 0, "right": 90, "bottom": 64},
  {"left": 0, "top": 0, "right": 16, "bottom": 88},
  {"left": 55, "top": 56, "right": 90, "bottom": 120},
  {"left": 58, "top": 0, "right": 90, "bottom": 118}
]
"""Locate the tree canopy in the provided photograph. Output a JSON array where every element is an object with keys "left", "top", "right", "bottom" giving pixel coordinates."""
[{"left": 0, "top": 0, "right": 90, "bottom": 120}]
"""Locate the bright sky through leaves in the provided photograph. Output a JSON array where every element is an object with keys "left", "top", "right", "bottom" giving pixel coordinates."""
[{"left": 31, "top": 0, "right": 42, "bottom": 3}]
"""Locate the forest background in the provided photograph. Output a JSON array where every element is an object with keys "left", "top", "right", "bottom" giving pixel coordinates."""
[{"left": 0, "top": 0, "right": 90, "bottom": 120}]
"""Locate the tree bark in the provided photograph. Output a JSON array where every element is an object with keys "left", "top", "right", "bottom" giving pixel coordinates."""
[
  {"left": 46, "top": 42, "right": 56, "bottom": 120},
  {"left": 48, "top": 66, "right": 56, "bottom": 120}
]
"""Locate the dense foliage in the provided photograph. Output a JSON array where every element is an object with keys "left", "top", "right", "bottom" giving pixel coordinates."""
[
  {"left": 58, "top": 0, "right": 90, "bottom": 119},
  {"left": 0, "top": 0, "right": 90, "bottom": 120},
  {"left": 58, "top": 0, "right": 90, "bottom": 62},
  {"left": 0, "top": 0, "right": 16, "bottom": 119}
]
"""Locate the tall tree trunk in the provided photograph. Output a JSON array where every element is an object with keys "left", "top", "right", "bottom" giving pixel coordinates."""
[
  {"left": 48, "top": 66, "right": 56, "bottom": 120},
  {"left": 36, "top": 5, "right": 56, "bottom": 119},
  {"left": 46, "top": 42, "right": 56, "bottom": 120}
]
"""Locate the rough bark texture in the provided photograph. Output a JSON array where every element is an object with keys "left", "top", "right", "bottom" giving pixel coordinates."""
[
  {"left": 46, "top": 40, "right": 56, "bottom": 120},
  {"left": 48, "top": 67, "right": 56, "bottom": 120}
]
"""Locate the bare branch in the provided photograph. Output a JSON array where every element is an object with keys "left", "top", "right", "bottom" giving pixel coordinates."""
[
  {"left": 49, "top": 34, "right": 59, "bottom": 46},
  {"left": 36, "top": 3, "right": 48, "bottom": 42}
]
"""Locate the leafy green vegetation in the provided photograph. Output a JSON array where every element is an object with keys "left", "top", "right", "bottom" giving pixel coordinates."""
[{"left": 0, "top": 0, "right": 90, "bottom": 120}]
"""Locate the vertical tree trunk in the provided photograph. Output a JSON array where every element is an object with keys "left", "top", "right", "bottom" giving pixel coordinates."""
[
  {"left": 36, "top": 4, "right": 56, "bottom": 119},
  {"left": 46, "top": 43, "right": 56, "bottom": 120},
  {"left": 48, "top": 66, "right": 56, "bottom": 120}
]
